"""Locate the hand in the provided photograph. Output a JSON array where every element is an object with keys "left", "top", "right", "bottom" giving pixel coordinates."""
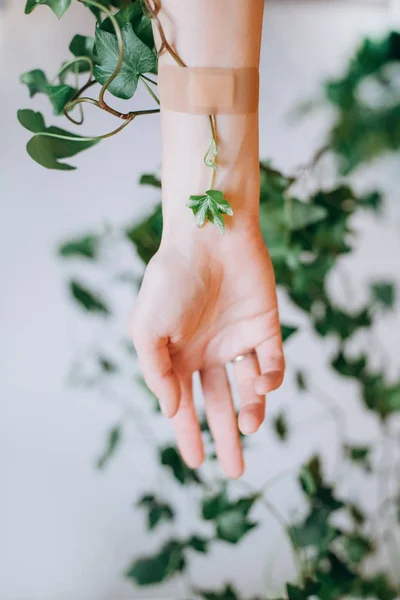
[{"left": 129, "top": 223, "right": 285, "bottom": 478}]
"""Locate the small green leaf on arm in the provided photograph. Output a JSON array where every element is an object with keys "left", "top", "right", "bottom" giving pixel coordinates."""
[
  {"left": 25, "top": 0, "right": 71, "bottom": 19},
  {"left": 187, "top": 189, "right": 233, "bottom": 234}
]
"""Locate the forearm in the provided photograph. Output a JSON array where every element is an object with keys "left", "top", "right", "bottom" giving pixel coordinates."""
[{"left": 153, "top": 0, "right": 265, "bottom": 240}]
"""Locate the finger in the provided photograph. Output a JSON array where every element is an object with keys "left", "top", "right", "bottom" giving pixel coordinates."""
[
  {"left": 233, "top": 353, "right": 265, "bottom": 435},
  {"left": 255, "top": 332, "right": 285, "bottom": 396},
  {"left": 200, "top": 366, "right": 244, "bottom": 479},
  {"left": 130, "top": 319, "right": 180, "bottom": 417},
  {"left": 171, "top": 375, "right": 204, "bottom": 469}
]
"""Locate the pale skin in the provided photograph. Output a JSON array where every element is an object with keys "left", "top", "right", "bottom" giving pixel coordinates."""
[{"left": 130, "top": 0, "right": 285, "bottom": 478}]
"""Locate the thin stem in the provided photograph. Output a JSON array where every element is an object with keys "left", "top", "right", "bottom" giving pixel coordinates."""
[
  {"left": 140, "top": 73, "right": 158, "bottom": 86},
  {"left": 35, "top": 117, "right": 135, "bottom": 143},
  {"left": 139, "top": 75, "right": 160, "bottom": 106}
]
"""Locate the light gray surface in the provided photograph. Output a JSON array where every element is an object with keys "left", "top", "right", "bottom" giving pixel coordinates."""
[{"left": 1, "top": 2, "right": 399, "bottom": 600}]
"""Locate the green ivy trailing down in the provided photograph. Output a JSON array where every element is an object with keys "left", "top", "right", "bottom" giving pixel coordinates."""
[{"left": 21, "top": 1, "right": 400, "bottom": 598}]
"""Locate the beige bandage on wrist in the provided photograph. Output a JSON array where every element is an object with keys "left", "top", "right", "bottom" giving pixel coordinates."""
[{"left": 158, "top": 66, "right": 259, "bottom": 115}]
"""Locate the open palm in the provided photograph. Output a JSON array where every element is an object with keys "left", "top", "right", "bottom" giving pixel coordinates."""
[{"left": 130, "top": 226, "right": 285, "bottom": 478}]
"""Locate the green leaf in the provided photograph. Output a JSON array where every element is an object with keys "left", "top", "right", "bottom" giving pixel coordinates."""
[
  {"left": 125, "top": 540, "right": 185, "bottom": 585},
  {"left": 100, "top": 2, "right": 154, "bottom": 49},
  {"left": 98, "top": 355, "right": 118, "bottom": 374},
  {"left": 139, "top": 173, "right": 162, "bottom": 188},
  {"left": 342, "top": 533, "right": 373, "bottom": 563},
  {"left": 17, "top": 109, "right": 46, "bottom": 133},
  {"left": 292, "top": 506, "right": 337, "bottom": 553},
  {"left": 94, "top": 24, "right": 156, "bottom": 100},
  {"left": 44, "top": 84, "right": 77, "bottom": 115},
  {"left": 137, "top": 494, "right": 175, "bottom": 530},
  {"left": 285, "top": 198, "right": 328, "bottom": 231},
  {"left": 96, "top": 424, "right": 122, "bottom": 469},
  {"left": 370, "top": 281, "right": 396, "bottom": 310},
  {"left": 197, "top": 584, "right": 240, "bottom": 600},
  {"left": 160, "top": 446, "right": 202, "bottom": 485},
  {"left": 281, "top": 324, "right": 298, "bottom": 342},
  {"left": 332, "top": 350, "right": 367, "bottom": 379},
  {"left": 59, "top": 234, "right": 99, "bottom": 260},
  {"left": 187, "top": 189, "right": 233, "bottom": 234},
  {"left": 202, "top": 489, "right": 258, "bottom": 544},
  {"left": 344, "top": 445, "right": 371, "bottom": 472},
  {"left": 358, "top": 574, "right": 398, "bottom": 600},
  {"left": 18, "top": 109, "right": 98, "bottom": 170},
  {"left": 69, "top": 34, "right": 96, "bottom": 72},
  {"left": 184, "top": 535, "right": 209, "bottom": 554},
  {"left": 348, "top": 503, "right": 366, "bottom": 526},
  {"left": 126, "top": 204, "right": 162, "bottom": 264},
  {"left": 69, "top": 281, "right": 110, "bottom": 315},
  {"left": 286, "top": 584, "right": 307, "bottom": 600},
  {"left": 25, "top": 0, "right": 71, "bottom": 18},
  {"left": 273, "top": 412, "right": 288, "bottom": 441},
  {"left": 20, "top": 69, "right": 48, "bottom": 97},
  {"left": 295, "top": 370, "right": 307, "bottom": 392}
]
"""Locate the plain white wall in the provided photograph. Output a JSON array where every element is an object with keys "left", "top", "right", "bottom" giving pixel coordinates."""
[{"left": 1, "top": 2, "right": 399, "bottom": 600}]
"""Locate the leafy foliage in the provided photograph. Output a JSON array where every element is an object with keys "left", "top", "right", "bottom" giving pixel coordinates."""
[{"left": 96, "top": 424, "right": 122, "bottom": 469}]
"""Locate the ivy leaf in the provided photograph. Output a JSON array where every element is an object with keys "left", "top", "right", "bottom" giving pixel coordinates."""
[
  {"left": 160, "top": 446, "right": 202, "bottom": 485},
  {"left": 202, "top": 489, "right": 258, "bottom": 544},
  {"left": 370, "top": 281, "right": 396, "bottom": 310},
  {"left": 25, "top": 0, "right": 71, "bottom": 18},
  {"left": 69, "top": 35, "right": 96, "bottom": 72},
  {"left": 285, "top": 199, "right": 328, "bottom": 231},
  {"left": 197, "top": 584, "right": 240, "bottom": 600},
  {"left": 139, "top": 173, "right": 162, "bottom": 188},
  {"left": 348, "top": 503, "right": 366, "bottom": 526},
  {"left": 126, "top": 204, "right": 162, "bottom": 264},
  {"left": 342, "top": 533, "right": 373, "bottom": 563},
  {"left": 46, "top": 84, "right": 77, "bottom": 115},
  {"left": 69, "top": 280, "right": 110, "bottom": 315},
  {"left": 344, "top": 445, "right": 371, "bottom": 472},
  {"left": 137, "top": 494, "right": 175, "bottom": 530},
  {"left": 21, "top": 70, "right": 76, "bottom": 115},
  {"left": 17, "top": 109, "right": 46, "bottom": 133},
  {"left": 18, "top": 109, "right": 98, "bottom": 170},
  {"left": 20, "top": 69, "right": 48, "bottom": 97},
  {"left": 292, "top": 506, "right": 337, "bottom": 553},
  {"left": 94, "top": 24, "right": 156, "bottom": 100},
  {"left": 281, "top": 324, "right": 298, "bottom": 342},
  {"left": 98, "top": 355, "right": 118, "bottom": 374},
  {"left": 187, "top": 190, "right": 233, "bottom": 234},
  {"left": 295, "top": 370, "right": 307, "bottom": 392},
  {"left": 286, "top": 584, "right": 308, "bottom": 600},
  {"left": 331, "top": 350, "right": 367, "bottom": 379},
  {"left": 125, "top": 540, "right": 185, "bottom": 585},
  {"left": 59, "top": 234, "right": 99, "bottom": 260},
  {"left": 273, "top": 412, "right": 288, "bottom": 441},
  {"left": 96, "top": 424, "right": 122, "bottom": 469},
  {"left": 358, "top": 574, "right": 398, "bottom": 600},
  {"left": 100, "top": 2, "right": 154, "bottom": 50},
  {"left": 184, "top": 535, "right": 209, "bottom": 554},
  {"left": 216, "top": 510, "right": 257, "bottom": 544}
]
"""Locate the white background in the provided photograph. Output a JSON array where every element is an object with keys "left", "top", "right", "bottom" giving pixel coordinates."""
[{"left": 1, "top": 1, "right": 399, "bottom": 600}]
